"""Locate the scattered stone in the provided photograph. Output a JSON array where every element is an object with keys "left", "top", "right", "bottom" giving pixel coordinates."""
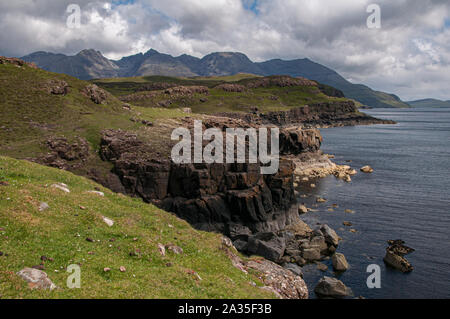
[
  {"left": 51, "top": 183, "right": 70, "bottom": 193},
  {"left": 0, "top": 251, "right": 3, "bottom": 256},
  {"left": 102, "top": 216, "right": 114, "bottom": 227},
  {"left": 314, "top": 276, "right": 353, "bottom": 298},
  {"left": 344, "top": 175, "right": 352, "bottom": 183},
  {"left": 0, "top": 181, "right": 9, "bottom": 186},
  {"left": 157, "top": 243, "right": 166, "bottom": 256},
  {"left": 103, "top": 267, "right": 111, "bottom": 272},
  {"left": 343, "top": 221, "right": 353, "bottom": 227},
  {"left": 87, "top": 190, "right": 104, "bottom": 197},
  {"left": 166, "top": 244, "right": 184, "bottom": 255},
  {"left": 316, "top": 263, "right": 328, "bottom": 272},
  {"left": 332, "top": 253, "right": 349, "bottom": 272},
  {"left": 17, "top": 267, "right": 56, "bottom": 290},
  {"left": 345, "top": 209, "right": 355, "bottom": 214},
  {"left": 119, "top": 266, "right": 126, "bottom": 272},
  {"left": 349, "top": 229, "right": 358, "bottom": 233},
  {"left": 182, "top": 108, "right": 192, "bottom": 114},
  {"left": 298, "top": 205, "right": 308, "bottom": 214},
  {"left": 40, "top": 256, "right": 48, "bottom": 262},
  {"left": 79, "top": 206, "right": 87, "bottom": 210},
  {"left": 86, "top": 237, "right": 94, "bottom": 242},
  {"left": 310, "top": 184, "right": 316, "bottom": 188},
  {"left": 360, "top": 166, "right": 374, "bottom": 173},
  {"left": 316, "top": 197, "right": 327, "bottom": 203},
  {"left": 39, "top": 202, "right": 50, "bottom": 212}
]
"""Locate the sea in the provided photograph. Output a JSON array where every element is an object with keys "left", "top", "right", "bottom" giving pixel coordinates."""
[{"left": 298, "top": 107, "right": 450, "bottom": 299}]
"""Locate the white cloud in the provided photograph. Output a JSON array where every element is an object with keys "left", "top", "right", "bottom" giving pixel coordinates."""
[{"left": 0, "top": 0, "right": 449, "bottom": 100}]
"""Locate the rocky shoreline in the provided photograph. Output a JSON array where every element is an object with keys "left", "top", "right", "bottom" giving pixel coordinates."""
[{"left": 30, "top": 97, "right": 396, "bottom": 299}]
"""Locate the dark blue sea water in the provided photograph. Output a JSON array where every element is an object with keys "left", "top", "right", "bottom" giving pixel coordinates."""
[{"left": 299, "top": 108, "right": 450, "bottom": 299}]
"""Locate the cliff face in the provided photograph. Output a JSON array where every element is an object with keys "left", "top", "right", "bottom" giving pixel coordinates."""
[
  {"left": 99, "top": 120, "right": 322, "bottom": 238},
  {"left": 216, "top": 101, "right": 395, "bottom": 128}
]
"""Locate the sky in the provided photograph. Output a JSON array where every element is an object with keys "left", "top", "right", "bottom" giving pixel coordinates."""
[{"left": 0, "top": 0, "right": 449, "bottom": 101}]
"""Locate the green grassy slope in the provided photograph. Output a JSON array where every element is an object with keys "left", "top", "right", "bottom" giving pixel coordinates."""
[
  {"left": 94, "top": 75, "right": 352, "bottom": 114},
  {"left": 0, "top": 62, "right": 186, "bottom": 178},
  {"left": 0, "top": 156, "right": 273, "bottom": 299}
]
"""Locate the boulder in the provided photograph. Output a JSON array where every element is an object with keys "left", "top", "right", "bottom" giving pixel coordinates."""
[
  {"left": 298, "top": 205, "right": 308, "bottom": 214},
  {"left": 246, "top": 259, "right": 308, "bottom": 299},
  {"left": 383, "top": 240, "right": 414, "bottom": 272},
  {"left": 247, "top": 233, "right": 286, "bottom": 263},
  {"left": 102, "top": 216, "right": 114, "bottom": 227},
  {"left": 51, "top": 183, "right": 70, "bottom": 193},
  {"left": 302, "top": 247, "right": 321, "bottom": 261},
  {"left": 320, "top": 225, "right": 339, "bottom": 246},
  {"left": 227, "top": 224, "right": 252, "bottom": 241},
  {"left": 314, "top": 276, "right": 353, "bottom": 298},
  {"left": 17, "top": 268, "right": 57, "bottom": 290},
  {"left": 332, "top": 253, "right": 349, "bottom": 272},
  {"left": 283, "top": 263, "right": 303, "bottom": 277},
  {"left": 39, "top": 202, "right": 49, "bottom": 212},
  {"left": 320, "top": 224, "right": 339, "bottom": 246},
  {"left": 310, "top": 236, "right": 328, "bottom": 253},
  {"left": 360, "top": 166, "right": 374, "bottom": 173},
  {"left": 81, "top": 84, "right": 109, "bottom": 104},
  {"left": 384, "top": 251, "right": 413, "bottom": 273}
]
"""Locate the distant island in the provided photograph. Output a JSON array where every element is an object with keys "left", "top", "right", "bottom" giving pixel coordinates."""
[{"left": 407, "top": 99, "right": 450, "bottom": 108}]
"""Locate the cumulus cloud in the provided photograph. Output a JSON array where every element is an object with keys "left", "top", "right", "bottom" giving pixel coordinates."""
[{"left": 0, "top": 0, "right": 449, "bottom": 100}]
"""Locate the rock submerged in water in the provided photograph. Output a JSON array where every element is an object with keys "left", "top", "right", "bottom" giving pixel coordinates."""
[
  {"left": 383, "top": 240, "right": 414, "bottom": 273},
  {"left": 298, "top": 205, "right": 308, "bottom": 214},
  {"left": 314, "top": 276, "right": 353, "bottom": 298},
  {"left": 360, "top": 165, "right": 374, "bottom": 173}
]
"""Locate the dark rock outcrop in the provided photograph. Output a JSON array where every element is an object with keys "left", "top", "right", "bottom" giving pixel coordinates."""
[
  {"left": 216, "top": 101, "right": 396, "bottom": 128},
  {"left": 37, "top": 137, "right": 90, "bottom": 170},
  {"left": 81, "top": 84, "right": 109, "bottom": 104},
  {"left": 383, "top": 240, "right": 415, "bottom": 272}
]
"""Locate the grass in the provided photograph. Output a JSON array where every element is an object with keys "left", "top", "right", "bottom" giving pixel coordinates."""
[
  {"left": 93, "top": 74, "right": 351, "bottom": 114},
  {"left": 0, "top": 156, "right": 273, "bottom": 299},
  {"left": 0, "top": 63, "right": 189, "bottom": 173}
]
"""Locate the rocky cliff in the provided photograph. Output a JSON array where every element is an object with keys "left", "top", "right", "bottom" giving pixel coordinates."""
[
  {"left": 216, "top": 101, "right": 395, "bottom": 128},
  {"left": 98, "top": 118, "right": 323, "bottom": 239}
]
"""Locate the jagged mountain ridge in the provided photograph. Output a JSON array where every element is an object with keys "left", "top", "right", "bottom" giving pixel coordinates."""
[{"left": 22, "top": 48, "right": 410, "bottom": 108}]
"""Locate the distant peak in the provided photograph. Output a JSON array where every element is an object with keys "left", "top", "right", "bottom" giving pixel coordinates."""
[{"left": 144, "top": 49, "right": 160, "bottom": 56}]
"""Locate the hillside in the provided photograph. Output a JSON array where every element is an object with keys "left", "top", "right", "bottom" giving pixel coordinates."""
[
  {"left": 93, "top": 74, "right": 351, "bottom": 114},
  {"left": 0, "top": 156, "right": 276, "bottom": 298},
  {"left": 22, "top": 49, "right": 410, "bottom": 109},
  {"left": 407, "top": 99, "right": 450, "bottom": 108}
]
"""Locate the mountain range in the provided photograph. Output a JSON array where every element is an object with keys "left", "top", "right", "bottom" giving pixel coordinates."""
[
  {"left": 22, "top": 48, "right": 410, "bottom": 108},
  {"left": 407, "top": 99, "right": 450, "bottom": 108}
]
